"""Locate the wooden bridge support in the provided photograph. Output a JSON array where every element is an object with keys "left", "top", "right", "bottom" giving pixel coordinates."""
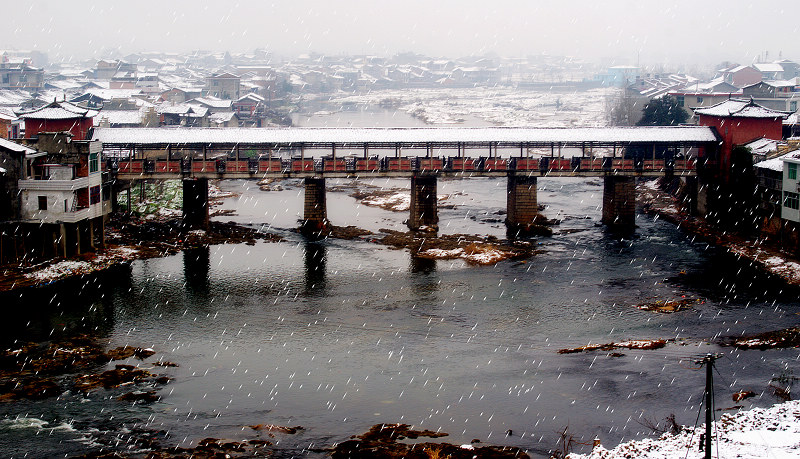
[
  {"left": 408, "top": 175, "right": 439, "bottom": 231},
  {"left": 602, "top": 176, "right": 636, "bottom": 229},
  {"left": 301, "top": 177, "right": 330, "bottom": 238},
  {"left": 506, "top": 174, "right": 538, "bottom": 232},
  {"left": 182, "top": 178, "right": 210, "bottom": 230}
]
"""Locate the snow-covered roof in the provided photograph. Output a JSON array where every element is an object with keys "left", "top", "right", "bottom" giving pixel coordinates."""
[
  {"left": 92, "top": 126, "right": 719, "bottom": 147},
  {"left": 744, "top": 137, "right": 778, "bottom": 155},
  {"left": 753, "top": 63, "right": 785, "bottom": 73},
  {"left": 693, "top": 99, "right": 790, "bottom": 119},
  {"left": 237, "top": 93, "right": 265, "bottom": 102},
  {"left": 16, "top": 101, "right": 98, "bottom": 120},
  {"left": 209, "top": 112, "right": 237, "bottom": 123},
  {"left": 0, "top": 137, "right": 36, "bottom": 154},
  {"left": 94, "top": 109, "right": 145, "bottom": 126},
  {"left": 755, "top": 155, "right": 786, "bottom": 172},
  {"left": 0, "top": 107, "right": 16, "bottom": 121},
  {"left": 190, "top": 97, "right": 232, "bottom": 109}
]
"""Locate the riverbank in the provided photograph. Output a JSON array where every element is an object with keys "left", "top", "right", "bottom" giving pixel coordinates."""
[
  {"left": 567, "top": 400, "right": 800, "bottom": 459},
  {"left": 638, "top": 178, "right": 800, "bottom": 286},
  {"left": 0, "top": 218, "right": 283, "bottom": 293}
]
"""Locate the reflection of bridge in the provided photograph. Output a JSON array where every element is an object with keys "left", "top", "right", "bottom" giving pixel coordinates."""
[{"left": 94, "top": 126, "right": 718, "bottom": 235}]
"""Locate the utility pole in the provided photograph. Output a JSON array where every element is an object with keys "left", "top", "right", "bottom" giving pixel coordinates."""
[{"left": 697, "top": 353, "right": 719, "bottom": 459}]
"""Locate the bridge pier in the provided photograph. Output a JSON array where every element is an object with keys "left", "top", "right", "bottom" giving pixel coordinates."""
[
  {"left": 182, "top": 178, "right": 210, "bottom": 230},
  {"left": 408, "top": 175, "right": 438, "bottom": 231},
  {"left": 602, "top": 176, "right": 636, "bottom": 229},
  {"left": 506, "top": 174, "right": 539, "bottom": 232},
  {"left": 302, "top": 177, "right": 330, "bottom": 238}
]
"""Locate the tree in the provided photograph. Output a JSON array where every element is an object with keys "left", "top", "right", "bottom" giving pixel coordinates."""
[
  {"left": 636, "top": 95, "right": 689, "bottom": 126},
  {"left": 606, "top": 90, "right": 644, "bottom": 126}
]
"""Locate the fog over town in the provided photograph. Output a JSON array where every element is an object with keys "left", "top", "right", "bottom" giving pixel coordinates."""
[{"left": 3, "top": 0, "right": 798, "bottom": 66}]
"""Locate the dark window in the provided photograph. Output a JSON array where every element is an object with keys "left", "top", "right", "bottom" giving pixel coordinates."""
[
  {"left": 696, "top": 97, "right": 704, "bottom": 103},
  {"left": 676, "top": 96, "right": 684, "bottom": 107},
  {"left": 784, "top": 191, "right": 799, "bottom": 210},
  {"left": 89, "top": 152, "right": 99, "bottom": 173},
  {"left": 38, "top": 196, "right": 47, "bottom": 210},
  {"left": 90, "top": 185, "right": 101, "bottom": 205},
  {"left": 789, "top": 163, "right": 797, "bottom": 180}
]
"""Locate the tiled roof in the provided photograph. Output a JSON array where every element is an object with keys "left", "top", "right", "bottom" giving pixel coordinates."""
[
  {"left": 0, "top": 137, "right": 36, "bottom": 154},
  {"left": 16, "top": 101, "right": 98, "bottom": 120},
  {"left": 693, "top": 99, "right": 790, "bottom": 119}
]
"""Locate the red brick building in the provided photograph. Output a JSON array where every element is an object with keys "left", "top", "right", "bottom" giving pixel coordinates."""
[
  {"left": 695, "top": 99, "right": 788, "bottom": 179},
  {"left": 16, "top": 101, "right": 98, "bottom": 140}
]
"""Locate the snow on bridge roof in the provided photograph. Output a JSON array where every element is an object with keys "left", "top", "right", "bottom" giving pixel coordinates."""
[{"left": 93, "top": 126, "right": 719, "bottom": 147}]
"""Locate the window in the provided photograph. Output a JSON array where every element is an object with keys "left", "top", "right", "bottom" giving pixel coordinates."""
[
  {"left": 789, "top": 163, "right": 798, "bottom": 180},
  {"left": 676, "top": 96, "right": 684, "bottom": 107},
  {"left": 90, "top": 186, "right": 101, "bottom": 205},
  {"left": 784, "top": 191, "right": 799, "bottom": 210},
  {"left": 38, "top": 196, "right": 47, "bottom": 210},
  {"left": 89, "top": 152, "right": 99, "bottom": 173},
  {"left": 696, "top": 96, "right": 704, "bottom": 103},
  {"left": 792, "top": 101, "right": 798, "bottom": 112}
]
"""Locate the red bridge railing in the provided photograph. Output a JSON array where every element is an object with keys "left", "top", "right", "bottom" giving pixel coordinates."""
[{"left": 112, "top": 156, "right": 697, "bottom": 175}]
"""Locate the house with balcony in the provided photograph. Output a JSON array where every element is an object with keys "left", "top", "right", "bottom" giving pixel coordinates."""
[{"left": 0, "top": 133, "right": 109, "bottom": 262}]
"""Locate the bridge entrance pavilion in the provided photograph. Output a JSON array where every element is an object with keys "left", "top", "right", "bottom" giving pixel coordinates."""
[{"left": 94, "top": 126, "right": 718, "bottom": 235}]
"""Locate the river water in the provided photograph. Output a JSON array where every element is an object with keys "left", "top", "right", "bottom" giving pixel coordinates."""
[{"left": 1, "top": 106, "right": 799, "bottom": 458}]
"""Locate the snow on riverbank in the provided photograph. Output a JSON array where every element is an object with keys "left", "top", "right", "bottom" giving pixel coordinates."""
[
  {"left": 361, "top": 191, "right": 410, "bottom": 211},
  {"left": 23, "top": 246, "right": 139, "bottom": 282},
  {"left": 568, "top": 401, "right": 800, "bottom": 459}
]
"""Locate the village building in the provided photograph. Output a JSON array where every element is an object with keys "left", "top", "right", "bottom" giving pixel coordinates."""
[
  {"left": 95, "top": 59, "right": 137, "bottom": 80},
  {"left": 740, "top": 80, "right": 800, "bottom": 112},
  {"left": 0, "top": 132, "right": 110, "bottom": 263},
  {"left": 204, "top": 72, "right": 240, "bottom": 100},
  {"left": 716, "top": 64, "right": 763, "bottom": 88},
  {"left": 232, "top": 93, "right": 265, "bottom": 123},
  {"left": 0, "top": 109, "right": 16, "bottom": 139},
  {"left": 16, "top": 100, "right": 98, "bottom": 140},
  {"left": 694, "top": 98, "right": 789, "bottom": 181},
  {"left": 0, "top": 61, "right": 44, "bottom": 90}
]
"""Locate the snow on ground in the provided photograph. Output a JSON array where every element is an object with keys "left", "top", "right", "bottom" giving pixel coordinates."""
[
  {"left": 25, "top": 261, "right": 93, "bottom": 281},
  {"left": 417, "top": 247, "right": 507, "bottom": 265},
  {"left": 327, "top": 87, "right": 614, "bottom": 127},
  {"left": 568, "top": 401, "right": 800, "bottom": 459},
  {"left": 24, "top": 247, "right": 139, "bottom": 283},
  {"left": 361, "top": 192, "right": 411, "bottom": 211}
]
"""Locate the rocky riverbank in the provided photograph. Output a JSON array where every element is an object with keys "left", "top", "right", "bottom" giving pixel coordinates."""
[{"left": 638, "top": 178, "right": 800, "bottom": 286}]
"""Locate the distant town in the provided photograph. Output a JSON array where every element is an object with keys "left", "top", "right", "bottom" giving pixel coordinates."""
[{"left": 0, "top": 49, "right": 796, "bottom": 132}]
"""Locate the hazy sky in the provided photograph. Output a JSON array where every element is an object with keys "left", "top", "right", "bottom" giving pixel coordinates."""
[{"left": 2, "top": 0, "right": 797, "bottom": 66}]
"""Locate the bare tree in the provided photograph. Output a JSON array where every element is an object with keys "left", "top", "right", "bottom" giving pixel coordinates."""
[{"left": 606, "top": 89, "right": 643, "bottom": 126}]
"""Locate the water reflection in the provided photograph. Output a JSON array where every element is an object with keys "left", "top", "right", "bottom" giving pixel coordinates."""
[
  {"left": 303, "top": 242, "right": 326, "bottom": 294},
  {"left": 0, "top": 267, "right": 122, "bottom": 344},
  {"left": 409, "top": 255, "right": 436, "bottom": 274},
  {"left": 183, "top": 246, "right": 210, "bottom": 294}
]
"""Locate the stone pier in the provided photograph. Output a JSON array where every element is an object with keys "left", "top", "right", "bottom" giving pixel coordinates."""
[
  {"left": 602, "top": 176, "right": 636, "bottom": 229},
  {"left": 506, "top": 174, "right": 538, "bottom": 232},
  {"left": 408, "top": 174, "right": 438, "bottom": 231},
  {"left": 301, "top": 177, "right": 329, "bottom": 238},
  {"left": 182, "top": 178, "right": 209, "bottom": 230}
]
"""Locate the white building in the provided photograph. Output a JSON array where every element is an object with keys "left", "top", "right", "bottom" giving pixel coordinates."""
[{"left": 781, "top": 152, "right": 800, "bottom": 222}]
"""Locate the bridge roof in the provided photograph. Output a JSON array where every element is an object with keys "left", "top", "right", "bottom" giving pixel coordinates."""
[{"left": 92, "top": 126, "right": 719, "bottom": 148}]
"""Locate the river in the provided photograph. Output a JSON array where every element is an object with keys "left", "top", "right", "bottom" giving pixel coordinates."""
[{"left": 1, "top": 104, "right": 799, "bottom": 458}]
